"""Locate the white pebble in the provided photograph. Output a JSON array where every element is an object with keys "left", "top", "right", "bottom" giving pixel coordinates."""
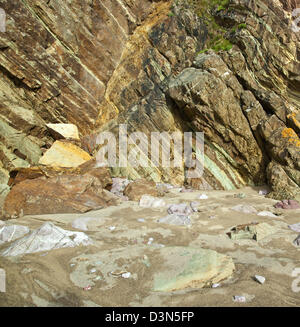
[
  {"left": 199, "top": 194, "right": 208, "bottom": 200},
  {"left": 212, "top": 283, "right": 220, "bottom": 288},
  {"left": 254, "top": 275, "right": 265, "bottom": 284},
  {"left": 108, "top": 226, "right": 116, "bottom": 231},
  {"left": 233, "top": 296, "right": 246, "bottom": 303},
  {"left": 122, "top": 272, "right": 131, "bottom": 279}
]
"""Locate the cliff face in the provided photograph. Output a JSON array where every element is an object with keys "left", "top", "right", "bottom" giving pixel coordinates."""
[{"left": 0, "top": 0, "right": 299, "bottom": 201}]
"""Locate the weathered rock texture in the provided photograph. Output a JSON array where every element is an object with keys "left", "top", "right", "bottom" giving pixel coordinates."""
[
  {"left": 3, "top": 159, "right": 116, "bottom": 218},
  {"left": 0, "top": 0, "right": 299, "bottom": 206}
]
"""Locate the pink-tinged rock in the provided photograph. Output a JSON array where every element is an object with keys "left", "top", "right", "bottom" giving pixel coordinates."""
[
  {"left": 167, "top": 203, "right": 192, "bottom": 215},
  {"left": 274, "top": 200, "right": 300, "bottom": 209}
]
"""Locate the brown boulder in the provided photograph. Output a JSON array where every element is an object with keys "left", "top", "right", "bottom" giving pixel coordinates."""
[
  {"left": 3, "top": 174, "right": 118, "bottom": 219},
  {"left": 124, "top": 179, "right": 159, "bottom": 201},
  {"left": 8, "top": 159, "right": 112, "bottom": 190}
]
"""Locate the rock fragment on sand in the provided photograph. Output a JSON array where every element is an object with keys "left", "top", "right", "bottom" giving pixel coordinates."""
[
  {"left": 0, "top": 225, "right": 30, "bottom": 244},
  {"left": 231, "top": 204, "right": 257, "bottom": 214},
  {"left": 199, "top": 194, "right": 208, "bottom": 200},
  {"left": 153, "top": 247, "right": 235, "bottom": 292},
  {"left": 274, "top": 200, "right": 300, "bottom": 209},
  {"left": 254, "top": 275, "right": 265, "bottom": 284},
  {"left": 288, "top": 223, "right": 300, "bottom": 233},
  {"left": 1, "top": 222, "right": 92, "bottom": 256},
  {"left": 158, "top": 214, "right": 191, "bottom": 226},
  {"left": 167, "top": 203, "right": 192, "bottom": 215},
  {"left": 139, "top": 195, "right": 166, "bottom": 208},
  {"left": 227, "top": 222, "right": 276, "bottom": 241},
  {"left": 233, "top": 296, "right": 246, "bottom": 303},
  {"left": 234, "top": 193, "right": 246, "bottom": 199},
  {"left": 293, "top": 235, "right": 300, "bottom": 247},
  {"left": 257, "top": 211, "right": 278, "bottom": 218}
]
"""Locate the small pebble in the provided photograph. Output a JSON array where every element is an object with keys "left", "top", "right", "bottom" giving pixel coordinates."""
[
  {"left": 212, "top": 283, "right": 220, "bottom": 288},
  {"left": 108, "top": 226, "right": 116, "bottom": 231},
  {"left": 122, "top": 272, "right": 131, "bottom": 279},
  {"left": 83, "top": 285, "right": 92, "bottom": 291},
  {"left": 254, "top": 275, "right": 265, "bottom": 284},
  {"left": 233, "top": 296, "right": 246, "bottom": 303},
  {"left": 199, "top": 194, "right": 208, "bottom": 200},
  {"left": 90, "top": 268, "right": 97, "bottom": 273},
  {"left": 137, "top": 218, "right": 145, "bottom": 223}
]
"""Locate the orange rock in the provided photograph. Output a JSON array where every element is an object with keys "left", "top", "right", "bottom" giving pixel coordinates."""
[
  {"left": 124, "top": 179, "right": 159, "bottom": 201},
  {"left": 3, "top": 174, "right": 117, "bottom": 218}
]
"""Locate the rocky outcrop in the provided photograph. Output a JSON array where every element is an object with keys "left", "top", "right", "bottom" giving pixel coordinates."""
[{"left": 0, "top": 0, "right": 299, "bottom": 206}]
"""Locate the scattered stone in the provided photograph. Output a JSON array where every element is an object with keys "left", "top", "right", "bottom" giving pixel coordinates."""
[
  {"left": 234, "top": 193, "right": 246, "bottom": 199},
  {"left": 153, "top": 246, "right": 235, "bottom": 292},
  {"left": 139, "top": 195, "right": 166, "bottom": 208},
  {"left": 199, "top": 194, "right": 208, "bottom": 200},
  {"left": 231, "top": 204, "right": 257, "bottom": 214},
  {"left": 212, "top": 283, "right": 220, "bottom": 288},
  {"left": 147, "top": 237, "right": 154, "bottom": 245},
  {"left": 108, "top": 226, "right": 116, "bottom": 231},
  {"left": 1, "top": 222, "right": 92, "bottom": 256},
  {"left": 233, "top": 296, "right": 246, "bottom": 303},
  {"left": 274, "top": 200, "right": 300, "bottom": 209},
  {"left": 72, "top": 217, "right": 96, "bottom": 231},
  {"left": 90, "top": 268, "right": 97, "bottom": 273},
  {"left": 257, "top": 211, "right": 278, "bottom": 218},
  {"left": 259, "top": 190, "right": 269, "bottom": 195},
  {"left": 121, "top": 272, "right": 131, "bottom": 279},
  {"left": 83, "top": 285, "right": 92, "bottom": 291},
  {"left": 190, "top": 201, "right": 200, "bottom": 212},
  {"left": 46, "top": 123, "right": 80, "bottom": 141},
  {"left": 137, "top": 218, "right": 145, "bottom": 223},
  {"left": 158, "top": 214, "right": 191, "bottom": 226},
  {"left": 254, "top": 275, "right": 265, "bottom": 284},
  {"left": 39, "top": 140, "right": 91, "bottom": 167},
  {"left": 288, "top": 223, "right": 300, "bottom": 233},
  {"left": 167, "top": 203, "right": 192, "bottom": 216},
  {"left": 293, "top": 235, "right": 300, "bottom": 247},
  {"left": 124, "top": 179, "right": 159, "bottom": 201},
  {"left": 0, "top": 225, "right": 30, "bottom": 244},
  {"left": 180, "top": 188, "right": 194, "bottom": 193},
  {"left": 110, "top": 178, "right": 131, "bottom": 197},
  {"left": 227, "top": 222, "right": 276, "bottom": 241}
]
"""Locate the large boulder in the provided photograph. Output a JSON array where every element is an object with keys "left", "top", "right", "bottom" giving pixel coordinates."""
[
  {"left": 2, "top": 159, "right": 114, "bottom": 218},
  {"left": 8, "top": 159, "right": 112, "bottom": 189}
]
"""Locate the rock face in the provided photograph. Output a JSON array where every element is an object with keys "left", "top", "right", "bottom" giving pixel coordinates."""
[{"left": 0, "top": 0, "right": 299, "bottom": 201}]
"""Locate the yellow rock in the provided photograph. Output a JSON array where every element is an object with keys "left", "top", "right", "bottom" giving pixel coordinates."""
[{"left": 39, "top": 141, "right": 91, "bottom": 167}]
